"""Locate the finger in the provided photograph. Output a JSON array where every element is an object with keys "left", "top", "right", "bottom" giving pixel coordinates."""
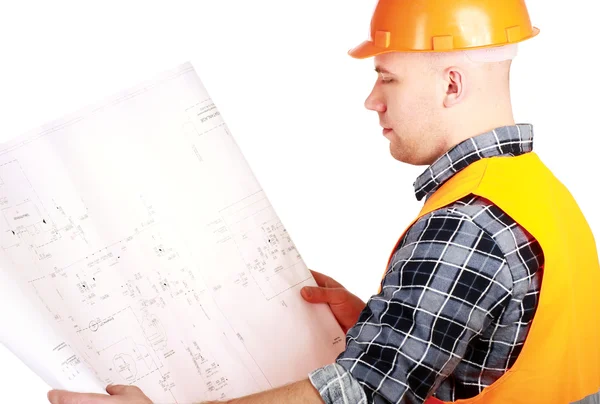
[
  {"left": 47, "top": 389, "right": 111, "bottom": 404},
  {"left": 106, "top": 384, "right": 142, "bottom": 396},
  {"left": 309, "top": 269, "right": 344, "bottom": 288},
  {"left": 301, "top": 286, "right": 349, "bottom": 304}
]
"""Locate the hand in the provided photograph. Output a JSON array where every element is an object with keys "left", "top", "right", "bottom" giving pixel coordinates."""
[
  {"left": 301, "top": 270, "right": 366, "bottom": 333},
  {"left": 47, "top": 384, "right": 152, "bottom": 404}
]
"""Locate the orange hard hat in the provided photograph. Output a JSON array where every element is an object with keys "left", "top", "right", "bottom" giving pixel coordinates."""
[{"left": 349, "top": 0, "right": 539, "bottom": 59}]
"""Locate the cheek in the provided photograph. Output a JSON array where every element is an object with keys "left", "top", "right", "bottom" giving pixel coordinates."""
[
  {"left": 385, "top": 92, "right": 410, "bottom": 124},
  {"left": 387, "top": 94, "right": 423, "bottom": 130}
]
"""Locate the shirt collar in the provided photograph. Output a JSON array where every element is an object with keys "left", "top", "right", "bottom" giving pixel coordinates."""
[{"left": 414, "top": 124, "right": 534, "bottom": 201}]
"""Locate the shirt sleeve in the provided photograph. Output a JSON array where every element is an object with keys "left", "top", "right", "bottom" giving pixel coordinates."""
[{"left": 309, "top": 208, "right": 514, "bottom": 404}]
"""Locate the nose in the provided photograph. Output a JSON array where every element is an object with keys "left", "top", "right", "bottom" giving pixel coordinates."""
[{"left": 364, "top": 84, "right": 386, "bottom": 113}]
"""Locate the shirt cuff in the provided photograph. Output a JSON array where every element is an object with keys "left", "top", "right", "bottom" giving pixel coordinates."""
[{"left": 308, "top": 362, "right": 368, "bottom": 404}]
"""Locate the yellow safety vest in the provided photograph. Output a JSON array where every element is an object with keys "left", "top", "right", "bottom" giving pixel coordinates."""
[{"left": 381, "top": 152, "right": 600, "bottom": 403}]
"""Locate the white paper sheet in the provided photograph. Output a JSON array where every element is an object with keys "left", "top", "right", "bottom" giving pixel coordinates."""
[{"left": 0, "top": 62, "right": 345, "bottom": 403}]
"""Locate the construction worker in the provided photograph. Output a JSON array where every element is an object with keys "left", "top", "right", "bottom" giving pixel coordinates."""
[{"left": 48, "top": 0, "right": 600, "bottom": 403}]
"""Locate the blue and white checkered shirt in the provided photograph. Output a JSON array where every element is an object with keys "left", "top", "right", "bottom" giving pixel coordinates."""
[{"left": 309, "top": 124, "right": 544, "bottom": 403}]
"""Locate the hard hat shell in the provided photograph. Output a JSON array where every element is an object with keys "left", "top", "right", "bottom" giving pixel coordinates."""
[{"left": 349, "top": 0, "right": 539, "bottom": 59}]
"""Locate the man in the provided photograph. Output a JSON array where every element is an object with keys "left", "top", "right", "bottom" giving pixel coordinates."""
[{"left": 48, "top": 0, "right": 600, "bottom": 403}]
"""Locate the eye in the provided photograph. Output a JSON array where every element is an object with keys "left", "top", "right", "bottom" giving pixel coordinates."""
[{"left": 378, "top": 74, "right": 394, "bottom": 84}]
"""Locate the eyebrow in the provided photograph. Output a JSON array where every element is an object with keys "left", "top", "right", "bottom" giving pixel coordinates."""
[{"left": 374, "top": 66, "right": 393, "bottom": 74}]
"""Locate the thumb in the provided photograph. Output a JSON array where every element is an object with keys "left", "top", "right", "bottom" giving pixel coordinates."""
[{"left": 301, "top": 286, "right": 347, "bottom": 304}]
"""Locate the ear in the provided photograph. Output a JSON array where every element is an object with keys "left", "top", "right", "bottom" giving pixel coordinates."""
[{"left": 442, "top": 67, "right": 466, "bottom": 108}]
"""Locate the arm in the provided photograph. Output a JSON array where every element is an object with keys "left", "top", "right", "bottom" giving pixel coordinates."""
[
  {"left": 47, "top": 377, "right": 325, "bottom": 404},
  {"left": 308, "top": 209, "right": 513, "bottom": 403},
  {"left": 218, "top": 379, "right": 324, "bottom": 404}
]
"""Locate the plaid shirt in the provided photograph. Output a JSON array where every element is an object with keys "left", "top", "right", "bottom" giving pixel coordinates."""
[{"left": 309, "top": 124, "right": 544, "bottom": 403}]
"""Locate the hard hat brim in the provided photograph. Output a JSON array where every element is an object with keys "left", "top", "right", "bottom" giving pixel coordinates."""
[
  {"left": 348, "top": 27, "right": 540, "bottom": 59},
  {"left": 347, "top": 40, "right": 389, "bottom": 59}
]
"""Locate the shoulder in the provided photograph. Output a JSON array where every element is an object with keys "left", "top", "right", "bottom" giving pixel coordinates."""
[
  {"left": 391, "top": 194, "right": 543, "bottom": 294},
  {"left": 399, "top": 194, "right": 525, "bottom": 256},
  {"left": 398, "top": 194, "right": 506, "bottom": 255},
  {"left": 390, "top": 195, "right": 514, "bottom": 288},
  {"left": 381, "top": 194, "right": 518, "bottom": 323}
]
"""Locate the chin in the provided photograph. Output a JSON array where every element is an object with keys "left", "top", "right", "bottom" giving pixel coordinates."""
[
  {"left": 389, "top": 146, "right": 407, "bottom": 163},
  {"left": 389, "top": 146, "right": 424, "bottom": 166}
]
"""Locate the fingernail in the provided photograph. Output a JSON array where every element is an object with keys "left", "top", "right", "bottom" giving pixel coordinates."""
[{"left": 302, "top": 287, "right": 312, "bottom": 298}]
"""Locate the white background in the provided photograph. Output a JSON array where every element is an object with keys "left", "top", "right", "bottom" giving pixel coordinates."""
[{"left": 0, "top": 1, "right": 597, "bottom": 402}]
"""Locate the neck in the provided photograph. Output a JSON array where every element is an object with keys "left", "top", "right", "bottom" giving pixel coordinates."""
[{"left": 443, "top": 96, "right": 515, "bottom": 153}]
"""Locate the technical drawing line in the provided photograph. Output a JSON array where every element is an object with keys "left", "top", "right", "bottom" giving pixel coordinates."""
[{"left": 217, "top": 190, "right": 263, "bottom": 213}]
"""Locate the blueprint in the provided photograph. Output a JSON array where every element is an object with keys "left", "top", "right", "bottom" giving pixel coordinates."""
[{"left": 0, "top": 62, "right": 345, "bottom": 403}]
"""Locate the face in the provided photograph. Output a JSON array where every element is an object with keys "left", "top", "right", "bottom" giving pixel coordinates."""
[{"left": 365, "top": 52, "right": 450, "bottom": 166}]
